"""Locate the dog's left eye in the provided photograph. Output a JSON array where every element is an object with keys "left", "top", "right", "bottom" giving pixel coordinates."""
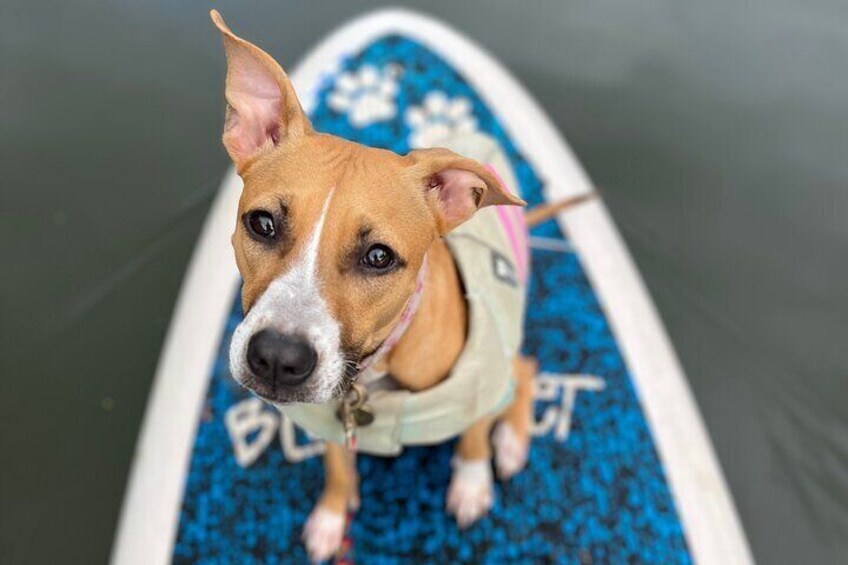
[
  {"left": 245, "top": 210, "right": 276, "bottom": 240},
  {"left": 362, "top": 244, "right": 395, "bottom": 270}
]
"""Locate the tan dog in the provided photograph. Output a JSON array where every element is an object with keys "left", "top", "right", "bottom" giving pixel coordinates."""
[{"left": 211, "top": 11, "right": 541, "bottom": 561}]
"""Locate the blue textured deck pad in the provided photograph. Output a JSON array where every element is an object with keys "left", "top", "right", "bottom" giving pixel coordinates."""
[{"left": 173, "top": 36, "right": 691, "bottom": 564}]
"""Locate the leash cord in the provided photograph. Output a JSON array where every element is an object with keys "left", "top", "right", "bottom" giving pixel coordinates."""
[{"left": 334, "top": 381, "right": 367, "bottom": 565}]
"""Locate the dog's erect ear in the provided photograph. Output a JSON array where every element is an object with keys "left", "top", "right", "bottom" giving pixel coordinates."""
[
  {"left": 408, "top": 148, "right": 526, "bottom": 234},
  {"left": 211, "top": 10, "right": 311, "bottom": 172}
]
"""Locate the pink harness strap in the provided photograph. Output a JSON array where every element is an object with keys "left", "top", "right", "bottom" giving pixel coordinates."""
[{"left": 355, "top": 256, "right": 428, "bottom": 375}]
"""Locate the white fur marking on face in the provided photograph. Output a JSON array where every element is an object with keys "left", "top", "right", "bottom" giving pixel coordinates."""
[{"left": 230, "top": 189, "right": 344, "bottom": 403}]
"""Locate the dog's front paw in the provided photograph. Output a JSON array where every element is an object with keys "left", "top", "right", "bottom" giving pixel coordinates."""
[
  {"left": 492, "top": 421, "right": 530, "bottom": 480},
  {"left": 302, "top": 506, "right": 345, "bottom": 563},
  {"left": 446, "top": 457, "right": 494, "bottom": 528}
]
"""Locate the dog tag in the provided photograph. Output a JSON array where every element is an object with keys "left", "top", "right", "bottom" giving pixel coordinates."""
[
  {"left": 337, "top": 381, "right": 375, "bottom": 434},
  {"left": 351, "top": 404, "right": 375, "bottom": 427}
]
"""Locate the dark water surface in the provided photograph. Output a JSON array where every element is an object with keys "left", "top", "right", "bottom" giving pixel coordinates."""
[{"left": 2, "top": 1, "right": 847, "bottom": 563}]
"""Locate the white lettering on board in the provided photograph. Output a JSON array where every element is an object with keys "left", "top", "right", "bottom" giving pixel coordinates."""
[
  {"left": 532, "top": 373, "right": 606, "bottom": 441},
  {"left": 223, "top": 372, "right": 606, "bottom": 467},
  {"left": 224, "top": 398, "right": 278, "bottom": 468},
  {"left": 279, "top": 413, "right": 326, "bottom": 463}
]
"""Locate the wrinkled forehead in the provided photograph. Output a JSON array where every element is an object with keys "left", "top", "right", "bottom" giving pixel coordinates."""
[
  {"left": 240, "top": 137, "right": 435, "bottom": 257},
  {"left": 321, "top": 181, "right": 433, "bottom": 261}
]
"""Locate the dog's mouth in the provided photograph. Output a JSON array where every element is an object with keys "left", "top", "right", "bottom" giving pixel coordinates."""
[
  {"left": 240, "top": 372, "right": 310, "bottom": 404},
  {"left": 238, "top": 372, "right": 342, "bottom": 405}
]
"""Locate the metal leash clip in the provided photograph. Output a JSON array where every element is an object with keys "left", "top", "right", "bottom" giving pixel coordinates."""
[{"left": 337, "top": 381, "right": 374, "bottom": 450}]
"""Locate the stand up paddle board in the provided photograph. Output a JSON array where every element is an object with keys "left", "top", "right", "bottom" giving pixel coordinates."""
[{"left": 112, "top": 9, "right": 752, "bottom": 564}]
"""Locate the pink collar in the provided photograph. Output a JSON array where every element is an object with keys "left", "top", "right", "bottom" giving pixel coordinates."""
[{"left": 355, "top": 256, "right": 427, "bottom": 377}]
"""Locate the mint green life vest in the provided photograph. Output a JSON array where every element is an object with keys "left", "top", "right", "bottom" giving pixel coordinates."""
[{"left": 281, "top": 133, "right": 527, "bottom": 455}]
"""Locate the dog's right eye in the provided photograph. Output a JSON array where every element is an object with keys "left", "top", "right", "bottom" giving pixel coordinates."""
[{"left": 245, "top": 210, "right": 276, "bottom": 240}]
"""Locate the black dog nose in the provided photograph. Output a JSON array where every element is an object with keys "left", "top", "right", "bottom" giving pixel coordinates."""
[{"left": 246, "top": 330, "right": 317, "bottom": 387}]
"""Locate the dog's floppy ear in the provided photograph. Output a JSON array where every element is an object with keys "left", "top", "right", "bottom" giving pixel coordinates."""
[
  {"left": 408, "top": 147, "right": 526, "bottom": 234},
  {"left": 211, "top": 10, "right": 311, "bottom": 173}
]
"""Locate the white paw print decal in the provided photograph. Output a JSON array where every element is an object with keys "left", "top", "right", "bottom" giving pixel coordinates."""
[
  {"left": 405, "top": 91, "right": 478, "bottom": 148},
  {"left": 328, "top": 64, "right": 400, "bottom": 127}
]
